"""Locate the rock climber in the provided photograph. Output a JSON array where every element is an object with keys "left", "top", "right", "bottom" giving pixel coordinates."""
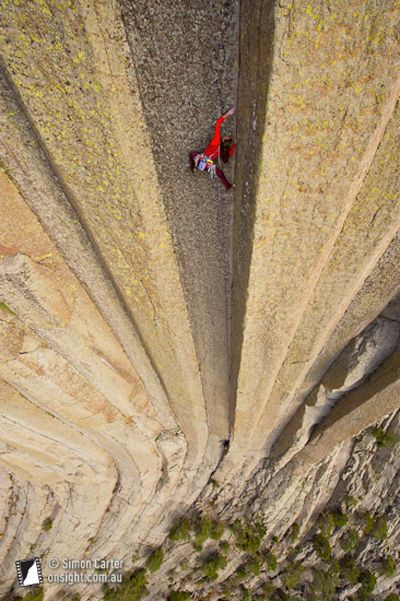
[{"left": 189, "top": 106, "right": 236, "bottom": 191}]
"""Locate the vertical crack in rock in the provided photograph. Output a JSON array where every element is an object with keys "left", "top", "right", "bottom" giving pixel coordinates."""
[
  {"left": 219, "top": 0, "right": 400, "bottom": 488},
  {"left": 119, "top": 0, "right": 240, "bottom": 441}
]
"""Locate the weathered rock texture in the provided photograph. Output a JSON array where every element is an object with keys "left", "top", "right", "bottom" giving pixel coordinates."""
[{"left": 0, "top": 0, "right": 399, "bottom": 599}]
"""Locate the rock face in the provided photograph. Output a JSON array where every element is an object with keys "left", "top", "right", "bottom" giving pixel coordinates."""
[{"left": 0, "top": 1, "right": 399, "bottom": 600}]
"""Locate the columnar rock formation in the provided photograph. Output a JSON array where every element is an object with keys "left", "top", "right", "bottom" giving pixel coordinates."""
[{"left": 0, "top": 1, "right": 399, "bottom": 600}]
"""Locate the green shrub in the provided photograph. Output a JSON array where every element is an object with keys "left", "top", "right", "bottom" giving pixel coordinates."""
[
  {"left": 318, "top": 510, "right": 347, "bottom": 536},
  {"left": 193, "top": 515, "right": 212, "bottom": 550},
  {"left": 289, "top": 522, "right": 300, "bottom": 541},
  {"left": 247, "top": 556, "right": 261, "bottom": 576},
  {"left": 363, "top": 513, "right": 387, "bottom": 540},
  {"left": 385, "top": 594, "right": 400, "bottom": 601},
  {"left": 265, "top": 550, "right": 278, "bottom": 572},
  {"left": 363, "top": 512, "right": 374, "bottom": 534},
  {"left": 210, "top": 520, "right": 224, "bottom": 540},
  {"left": 339, "top": 529, "right": 359, "bottom": 552},
  {"left": 180, "top": 559, "right": 189, "bottom": 571},
  {"left": 145, "top": 547, "right": 164, "bottom": 573},
  {"left": 0, "top": 301, "right": 15, "bottom": 315},
  {"left": 379, "top": 555, "right": 396, "bottom": 577},
  {"left": 262, "top": 581, "right": 276, "bottom": 594},
  {"left": 103, "top": 568, "right": 147, "bottom": 601},
  {"left": 359, "top": 569, "right": 376, "bottom": 593},
  {"left": 328, "top": 557, "right": 340, "bottom": 575},
  {"left": 192, "top": 515, "right": 224, "bottom": 549},
  {"left": 372, "top": 427, "right": 398, "bottom": 448},
  {"left": 313, "top": 533, "right": 331, "bottom": 561},
  {"left": 169, "top": 592, "right": 191, "bottom": 601},
  {"left": 42, "top": 517, "right": 52, "bottom": 531},
  {"left": 340, "top": 556, "right": 360, "bottom": 586},
  {"left": 19, "top": 588, "right": 44, "bottom": 601},
  {"left": 271, "top": 535, "right": 279, "bottom": 544},
  {"left": 231, "top": 519, "right": 266, "bottom": 553},
  {"left": 344, "top": 494, "right": 358, "bottom": 509},
  {"left": 242, "top": 589, "right": 252, "bottom": 601},
  {"left": 202, "top": 552, "right": 227, "bottom": 580},
  {"left": 311, "top": 567, "right": 338, "bottom": 597},
  {"left": 236, "top": 565, "right": 247, "bottom": 581},
  {"left": 169, "top": 517, "right": 191, "bottom": 541},
  {"left": 317, "top": 513, "right": 335, "bottom": 536},
  {"left": 281, "top": 561, "right": 304, "bottom": 589},
  {"left": 220, "top": 541, "right": 230, "bottom": 554},
  {"left": 332, "top": 510, "right": 348, "bottom": 528}
]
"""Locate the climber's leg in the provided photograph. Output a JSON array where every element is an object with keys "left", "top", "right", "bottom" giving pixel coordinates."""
[{"left": 215, "top": 167, "right": 232, "bottom": 190}]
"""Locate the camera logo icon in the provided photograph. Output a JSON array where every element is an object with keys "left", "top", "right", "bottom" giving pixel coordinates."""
[{"left": 15, "top": 557, "right": 43, "bottom": 587}]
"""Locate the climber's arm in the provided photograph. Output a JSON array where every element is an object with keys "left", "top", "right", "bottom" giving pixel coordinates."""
[{"left": 208, "top": 115, "right": 225, "bottom": 148}]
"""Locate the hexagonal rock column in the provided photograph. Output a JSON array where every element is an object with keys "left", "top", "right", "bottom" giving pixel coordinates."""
[
  {"left": 0, "top": 0, "right": 232, "bottom": 488},
  {"left": 222, "top": 0, "right": 400, "bottom": 485}
]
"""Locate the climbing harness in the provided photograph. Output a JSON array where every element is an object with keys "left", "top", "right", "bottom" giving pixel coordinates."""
[{"left": 194, "top": 153, "right": 217, "bottom": 179}]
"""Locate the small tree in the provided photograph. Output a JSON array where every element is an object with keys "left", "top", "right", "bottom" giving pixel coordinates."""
[
  {"left": 358, "top": 570, "right": 376, "bottom": 599},
  {"left": 193, "top": 515, "right": 212, "bottom": 550},
  {"left": 312, "top": 567, "right": 338, "bottom": 598},
  {"left": 331, "top": 510, "right": 348, "bottom": 528},
  {"left": 318, "top": 510, "right": 347, "bottom": 536},
  {"left": 339, "top": 529, "right": 359, "bottom": 552},
  {"left": 219, "top": 541, "right": 230, "bottom": 554},
  {"left": 281, "top": 561, "right": 304, "bottom": 590},
  {"left": 328, "top": 557, "right": 340, "bottom": 575},
  {"left": 379, "top": 555, "right": 396, "bottom": 577},
  {"left": 262, "top": 581, "right": 277, "bottom": 595},
  {"left": 372, "top": 427, "right": 398, "bottom": 448},
  {"left": 42, "top": 517, "right": 53, "bottom": 531},
  {"left": 289, "top": 522, "right": 300, "bottom": 542},
  {"left": 210, "top": 520, "right": 224, "bottom": 540},
  {"left": 363, "top": 513, "right": 388, "bottom": 540},
  {"left": 265, "top": 550, "right": 278, "bottom": 572},
  {"left": 202, "top": 552, "right": 227, "bottom": 580},
  {"left": 231, "top": 519, "right": 266, "bottom": 553},
  {"left": 317, "top": 513, "right": 335, "bottom": 537},
  {"left": 103, "top": 568, "right": 148, "bottom": 601},
  {"left": 340, "top": 555, "right": 360, "bottom": 586},
  {"left": 169, "top": 592, "right": 191, "bottom": 601},
  {"left": 145, "top": 547, "right": 164, "bottom": 573},
  {"left": 344, "top": 494, "right": 358, "bottom": 509},
  {"left": 313, "top": 534, "right": 331, "bottom": 561},
  {"left": 235, "top": 565, "right": 247, "bottom": 581},
  {"left": 20, "top": 588, "right": 44, "bottom": 601},
  {"left": 247, "top": 556, "right": 261, "bottom": 576},
  {"left": 169, "top": 517, "right": 191, "bottom": 541}
]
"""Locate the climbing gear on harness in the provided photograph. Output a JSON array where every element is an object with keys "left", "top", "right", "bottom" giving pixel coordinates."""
[{"left": 194, "top": 153, "right": 216, "bottom": 179}]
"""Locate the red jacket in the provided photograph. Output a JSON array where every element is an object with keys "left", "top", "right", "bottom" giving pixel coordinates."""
[{"left": 204, "top": 115, "right": 236, "bottom": 161}]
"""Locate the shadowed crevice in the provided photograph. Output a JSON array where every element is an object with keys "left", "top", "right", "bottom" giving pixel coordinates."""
[
  {"left": 231, "top": 0, "right": 276, "bottom": 430},
  {"left": 119, "top": 0, "right": 240, "bottom": 440}
]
